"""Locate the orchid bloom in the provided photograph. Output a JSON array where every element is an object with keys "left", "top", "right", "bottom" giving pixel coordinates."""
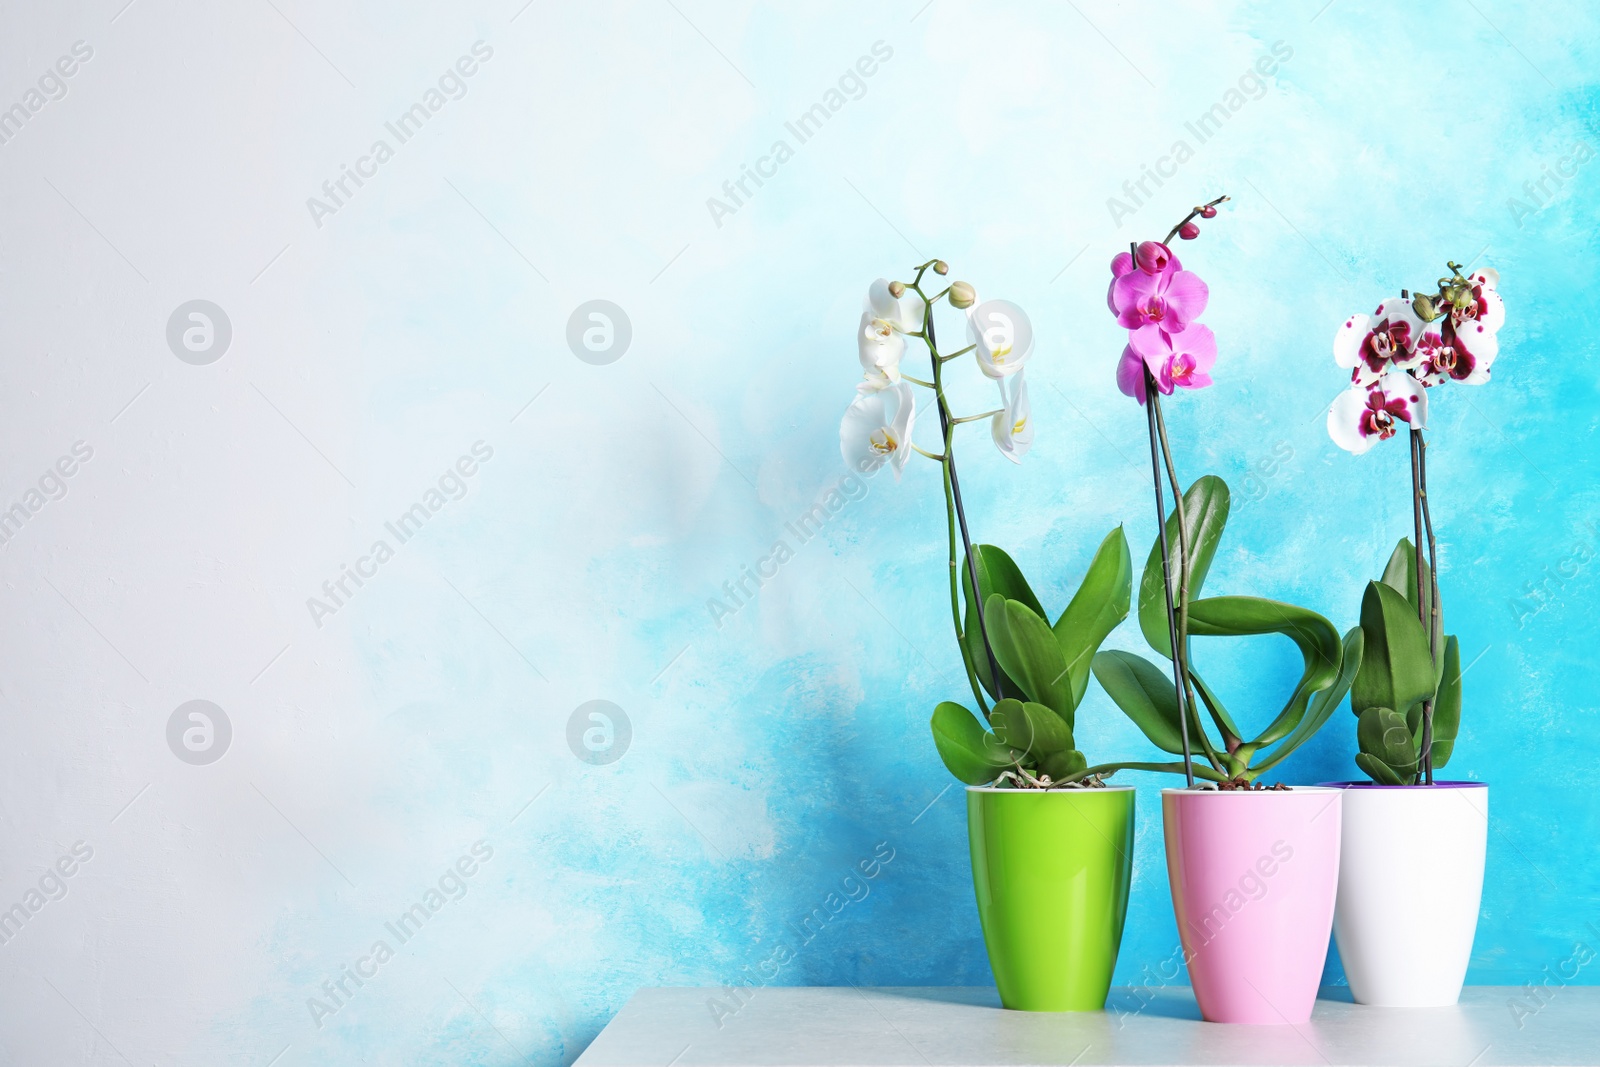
[
  {"left": 1433, "top": 268, "right": 1502, "bottom": 385},
  {"left": 1327, "top": 369, "right": 1428, "bottom": 455},
  {"left": 856, "top": 279, "right": 927, "bottom": 390},
  {"left": 857, "top": 312, "right": 905, "bottom": 387},
  {"left": 1109, "top": 259, "right": 1209, "bottom": 331},
  {"left": 1414, "top": 322, "right": 1494, "bottom": 387},
  {"left": 866, "top": 277, "right": 926, "bottom": 334},
  {"left": 967, "top": 299, "right": 1034, "bottom": 379},
  {"left": 1130, "top": 323, "right": 1217, "bottom": 395},
  {"left": 1333, "top": 298, "right": 1424, "bottom": 386},
  {"left": 840, "top": 381, "right": 916, "bottom": 479},
  {"left": 990, "top": 372, "right": 1033, "bottom": 463}
]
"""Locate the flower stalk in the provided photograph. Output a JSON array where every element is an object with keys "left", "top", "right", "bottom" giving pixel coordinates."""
[
  {"left": 1143, "top": 366, "right": 1196, "bottom": 787},
  {"left": 907, "top": 260, "right": 1005, "bottom": 716}
]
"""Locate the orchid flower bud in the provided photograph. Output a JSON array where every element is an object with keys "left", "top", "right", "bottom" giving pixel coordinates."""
[
  {"left": 1200, "top": 204, "right": 1218, "bottom": 218},
  {"left": 933, "top": 260, "right": 949, "bottom": 275},
  {"left": 948, "top": 281, "right": 976, "bottom": 309},
  {"left": 1412, "top": 292, "right": 1438, "bottom": 322},
  {"left": 1178, "top": 221, "right": 1201, "bottom": 240},
  {"left": 887, "top": 280, "right": 906, "bottom": 298},
  {"left": 1135, "top": 241, "right": 1173, "bottom": 274}
]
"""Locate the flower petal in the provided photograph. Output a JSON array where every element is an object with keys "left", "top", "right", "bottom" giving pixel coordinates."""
[
  {"left": 1111, "top": 270, "right": 1162, "bottom": 328},
  {"left": 1451, "top": 319, "right": 1498, "bottom": 380},
  {"left": 841, "top": 391, "right": 889, "bottom": 473},
  {"left": 865, "top": 278, "right": 926, "bottom": 333},
  {"left": 1381, "top": 368, "right": 1428, "bottom": 430},
  {"left": 858, "top": 312, "right": 905, "bottom": 373},
  {"left": 1328, "top": 386, "right": 1378, "bottom": 455},
  {"left": 1116, "top": 345, "right": 1148, "bottom": 404},
  {"left": 968, "top": 299, "right": 1034, "bottom": 378},
  {"left": 1476, "top": 288, "right": 1506, "bottom": 334},
  {"left": 1333, "top": 313, "right": 1371, "bottom": 370},
  {"left": 1163, "top": 270, "right": 1209, "bottom": 328},
  {"left": 1171, "top": 323, "right": 1217, "bottom": 368},
  {"left": 991, "top": 374, "right": 1033, "bottom": 463},
  {"left": 888, "top": 382, "right": 916, "bottom": 479},
  {"left": 1128, "top": 323, "right": 1173, "bottom": 361}
]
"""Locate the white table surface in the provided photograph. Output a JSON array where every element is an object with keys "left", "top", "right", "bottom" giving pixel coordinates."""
[{"left": 574, "top": 986, "right": 1600, "bottom": 1067}]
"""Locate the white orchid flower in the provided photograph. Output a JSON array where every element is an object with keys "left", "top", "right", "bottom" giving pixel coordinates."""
[
  {"left": 840, "top": 381, "right": 917, "bottom": 480},
  {"left": 1327, "top": 368, "right": 1429, "bottom": 455},
  {"left": 856, "top": 279, "right": 926, "bottom": 390},
  {"left": 858, "top": 312, "right": 905, "bottom": 386},
  {"left": 990, "top": 372, "right": 1034, "bottom": 463},
  {"left": 967, "top": 299, "right": 1034, "bottom": 379},
  {"left": 866, "top": 278, "right": 926, "bottom": 334}
]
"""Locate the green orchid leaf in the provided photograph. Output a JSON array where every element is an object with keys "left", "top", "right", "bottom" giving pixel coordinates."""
[
  {"left": 1038, "top": 748, "right": 1089, "bottom": 782},
  {"left": 1357, "top": 706, "right": 1419, "bottom": 774},
  {"left": 1053, "top": 525, "right": 1133, "bottom": 710},
  {"left": 1092, "top": 650, "right": 1187, "bottom": 755},
  {"left": 1189, "top": 667, "right": 1244, "bottom": 746},
  {"left": 1352, "top": 581, "right": 1437, "bottom": 716},
  {"left": 1430, "top": 635, "right": 1462, "bottom": 770},
  {"left": 1185, "top": 595, "right": 1342, "bottom": 748},
  {"left": 985, "top": 594, "right": 1075, "bottom": 728},
  {"left": 930, "top": 701, "right": 1018, "bottom": 785},
  {"left": 1138, "top": 475, "right": 1231, "bottom": 656},
  {"left": 1255, "top": 625, "right": 1363, "bottom": 774},
  {"left": 960, "top": 545, "right": 1044, "bottom": 702},
  {"left": 1381, "top": 537, "right": 1443, "bottom": 654},
  {"left": 990, "top": 698, "right": 1073, "bottom": 760},
  {"left": 1355, "top": 751, "right": 1407, "bottom": 785}
]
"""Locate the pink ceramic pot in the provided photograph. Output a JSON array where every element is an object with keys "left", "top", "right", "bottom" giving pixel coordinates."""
[{"left": 1162, "top": 787, "right": 1343, "bottom": 1024}]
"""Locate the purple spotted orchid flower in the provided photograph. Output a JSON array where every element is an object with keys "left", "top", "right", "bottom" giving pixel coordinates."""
[{"left": 1327, "top": 266, "right": 1505, "bottom": 454}]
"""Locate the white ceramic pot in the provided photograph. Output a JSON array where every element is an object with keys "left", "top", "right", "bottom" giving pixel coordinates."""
[{"left": 1326, "top": 781, "right": 1488, "bottom": 1006}]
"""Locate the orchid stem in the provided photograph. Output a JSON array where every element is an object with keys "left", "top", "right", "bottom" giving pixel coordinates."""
[
  {"left": 912, "top": 269, "right": 1003, "bottom": 715},
  {"left": 1151, "top": 389, "right": 1221, "bottom": 768},
  {"left": 901, "top": 374, "right": 935, "bottom": 388},
  {"left": 1144, "top": 365, "right": 1195, "bottom": 788},
  {"left": 1418, "top": 430, "right": 1441, "bottom": 785},
  {"left": 952, "top": 409, "right": 1004, "bottom": 424},
  {"left": 911, "top": 444, "right": 946, "bottom": 461},
  {"left": 1407, "top": 427, "right": 1433, "bottom": 785},
  {"left": 1162, "top": 194, "right": 1231, "bottom": 246},
  {"left": 939, "top": 345, "right": 976, "bottom": 363}
]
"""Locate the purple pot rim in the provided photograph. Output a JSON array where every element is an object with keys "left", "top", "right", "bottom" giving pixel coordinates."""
[{"left": 1317, "top": 780, "right": 1488, "bottom": 789}]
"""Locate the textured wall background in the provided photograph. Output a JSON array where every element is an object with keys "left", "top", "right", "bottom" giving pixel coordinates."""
[{"left": 1, "top": 0, "right": 1596, "bottom": 1063}]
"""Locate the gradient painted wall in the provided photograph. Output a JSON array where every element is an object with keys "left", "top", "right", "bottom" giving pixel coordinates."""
[{"left": 0, "top": 0, "right": 1595, "bottom": 1064}]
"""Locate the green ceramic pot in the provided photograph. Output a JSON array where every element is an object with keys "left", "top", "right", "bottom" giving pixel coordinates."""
[{"left": 967, "top": 785, "right": 1135, "bottom": 1011}]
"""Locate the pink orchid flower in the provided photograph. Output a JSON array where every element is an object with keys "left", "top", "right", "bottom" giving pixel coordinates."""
[
  {"left": 1109, "top": 264, "right": 1210, "bottom": 331},
  {"left": 1327, "top": 369, "right": 1428, "bottom": 455},
  {"left": 1130, "top": 323, "right": 1216, "bottom": 395},
  {"left": 1333, "top": 298, "right": 1424, "bottom": 386}
]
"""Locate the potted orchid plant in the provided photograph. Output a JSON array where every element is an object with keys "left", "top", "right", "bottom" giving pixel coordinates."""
[
  {"left": 840, "top": 261, "right": 1136, "bottom": 1012},
  {"left": 1091, "top": 199, "right": 1356, "bottom": 1026},
  {"left": 1321, "top": 263, "right": 1504, "bottom": 1007}
]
